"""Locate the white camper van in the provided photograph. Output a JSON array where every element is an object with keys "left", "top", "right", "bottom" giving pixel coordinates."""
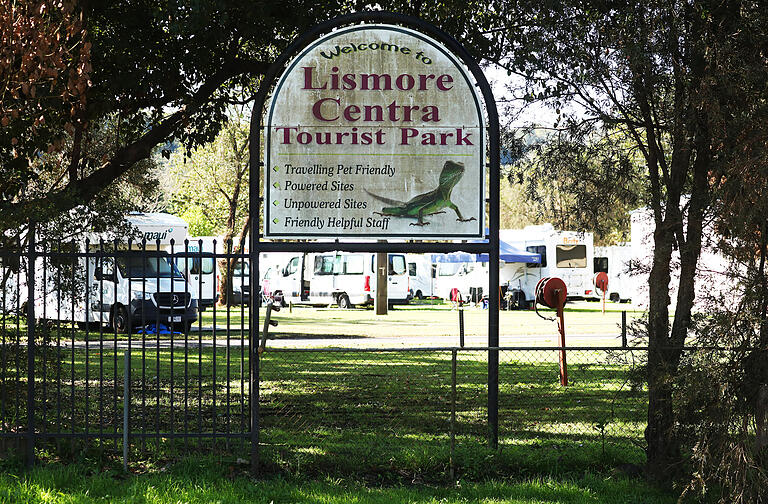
[
  {"left": 271, "top": 252, "right": 409, "bottom": 308},
  {"left": 593, "top": 245, "right": 632, "bottom": 302},
  {"left": 35, "top": 213, "right": 198, "bottom": 333},
  {"left": 405, "top": 254, "right": 435, "bottom": 299},
  {"left": 501, "top": 224, "right": 595, "bottom": 303},
  {"left": 432, "top": 244, "right": 540, "bottom": 307},
  {"left": 175, "top": 236, "right": 218, "bottom": 310},
  {"left": 434, "top": 260, "right": 489, "bottom": 304}
]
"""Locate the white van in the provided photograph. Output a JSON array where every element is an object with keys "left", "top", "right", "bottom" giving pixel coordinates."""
[
  {"left": 501, "top": 224, "right": 595, "bottom": 303},
  {"left": 271, "top": 252, "right": 409, "bottom": 308},
  {"left": 434, "top": 260, "right": 489, "bottom": 303},
  {"left": 34, "top": 213, "right": 198, "bottom": 333},
  {"left": 175, "top": 236, "right": 218, "bottom": 310},
  {"left": 593, "top": 245, "right": 632, "bottom": 302},
  {"left": 405, "top": 254, "right": 435, "bottom": 299}
]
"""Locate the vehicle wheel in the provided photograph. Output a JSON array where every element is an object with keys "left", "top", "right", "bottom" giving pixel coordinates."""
[
  {"left": 111, "top": 305, "right": 131, "bottom": 334},
  {"left": 509, "top": 290, "right": 528, "bottom": 310},
  {"left": 415, "top": 290, "right": 423, "bottom": 300},
  {"left": 609, "top": 293, "right": 620, "bottom": 303},
  {"left": 337, "top": 294, "right": 351, "bottom": 309}
]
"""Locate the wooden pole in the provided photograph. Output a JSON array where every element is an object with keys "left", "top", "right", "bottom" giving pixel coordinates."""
[
  {"left": 375, "top": 251, "right": 388, "bottom": 315},
  {"left": 557, "top": 294, "right": 567, "bottom": 386}
]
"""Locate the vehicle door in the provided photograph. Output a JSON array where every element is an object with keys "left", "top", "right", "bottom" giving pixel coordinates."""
[
  {"left": 279, "top": 256, "right": 302, "bottom": 302},
  {"left": 387, "top": 254, "right": 408, "bottom": 300},
  {"left": 311, "top": 254, "right": 336, "bottom": 303},
  {"left": 92, "top": 255, "right": 118, "bottom": 324}
]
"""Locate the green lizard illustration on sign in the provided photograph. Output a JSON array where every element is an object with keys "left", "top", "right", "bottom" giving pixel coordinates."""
[{"left": 365, "top": 160, "right": 477, "bottom": 227}]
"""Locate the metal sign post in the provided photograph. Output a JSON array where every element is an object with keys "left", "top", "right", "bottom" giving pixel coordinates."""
[{"left": 248, "top": 12, "right": 502, "bottom": 466}]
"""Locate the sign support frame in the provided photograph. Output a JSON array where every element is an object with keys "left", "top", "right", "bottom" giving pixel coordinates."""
[{"left": 248, "top": 12, "right": 501, "bottom": 468}]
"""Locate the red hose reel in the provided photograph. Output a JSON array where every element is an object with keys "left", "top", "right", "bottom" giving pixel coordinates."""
[{"left": 534, "top": 277, "right": 568, "bottom": 386}]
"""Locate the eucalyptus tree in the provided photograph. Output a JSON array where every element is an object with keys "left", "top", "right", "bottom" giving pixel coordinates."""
[{"left": 492, "top": 0, "right": 768, "bottom": 481}]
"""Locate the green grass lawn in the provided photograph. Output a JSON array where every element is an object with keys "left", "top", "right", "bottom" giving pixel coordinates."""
[
  {"left": 0, "top": 306, "right": 666, "bottom": 503},
  {"left": 0, "top": 457, "right": 678, "bottom": 504},
  {"left": 1, "top": 344, "right": 647, "bottom": 480}
]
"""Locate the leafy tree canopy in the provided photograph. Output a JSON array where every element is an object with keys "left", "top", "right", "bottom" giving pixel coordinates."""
[{"left": 1, "top": 0, "right": 504, "bottom": 237}]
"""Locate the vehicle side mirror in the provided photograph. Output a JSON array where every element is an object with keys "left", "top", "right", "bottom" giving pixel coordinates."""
[{"left": 95, "top": 270, "right": 116, "bottom": 283}]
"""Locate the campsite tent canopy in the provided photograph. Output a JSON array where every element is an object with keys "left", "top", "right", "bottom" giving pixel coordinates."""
[{"left": 431, "top": 240, "right": 541, "bottom": 264}]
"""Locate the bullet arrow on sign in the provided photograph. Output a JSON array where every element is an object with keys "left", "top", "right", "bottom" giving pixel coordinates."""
[
  {"left": 273, "top": 166, "right": 279, "bottom": 172},
  {"left": 273, "top": 200, "right": 279, "bottom": 206},
  {"left": 273, "top": 181, "right": 279, "bottom": 188},
  {"left": 272, "top": 218, "right": 279, "bottom": 224}
]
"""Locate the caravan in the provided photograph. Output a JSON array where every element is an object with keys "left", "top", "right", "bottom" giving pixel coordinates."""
[
  {"left": 592, "top": 245, "right": 632, "bottom": 303},
  {"left": 34, "top": 213, "right": 198, "bottom": 333},
  {"left": 501, "top": 224, "right": 595, "bottom": 304},
  {"left": 271, "top": 252, "right": 409, "bottom": 308}
]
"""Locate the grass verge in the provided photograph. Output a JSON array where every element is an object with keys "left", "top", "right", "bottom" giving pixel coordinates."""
[{"left": 0, "top": 456, "right": 678, "bottom": 504}]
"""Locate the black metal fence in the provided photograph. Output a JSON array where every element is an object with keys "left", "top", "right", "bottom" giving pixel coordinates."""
[
  {"left": 0, "top": 235, "right": 253, "bottom": 465},
  {"left": 1, "top": 238, "right": 649, "bottom": 475}
]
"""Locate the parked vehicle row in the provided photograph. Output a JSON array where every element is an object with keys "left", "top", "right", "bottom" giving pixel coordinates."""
[{"left": 2, "top": 212, "right": 647, "bottom": 334}]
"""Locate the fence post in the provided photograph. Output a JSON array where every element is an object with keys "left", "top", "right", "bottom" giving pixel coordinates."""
[
  {"left": 123, "top": 348, "right": 130, "bottom": 472},
  {"left": 26, "top": 221, "right": 36, "bottom": 468},
  {"left": 621, "top": 311, "right": 627, "bottom": 347},
  {"left": 450, "top": 348, "right": 457, "bottom": 481},
  {"left": 458, "top": 309, "right": 464, "bottom": 348}
]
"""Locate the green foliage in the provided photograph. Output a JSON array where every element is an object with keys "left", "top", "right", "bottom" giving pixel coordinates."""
[
  {"left": 163, "top": 110, "right": 250, "bottom": 238},
  {"left": 1, "top": 0, "right": 504, "bottom": 235},
  {"left": 179, "top": 205, "right": 217, "bottom": 237},
  {"left": 506, "top": 127, "right": 645, "bottom": 245}
]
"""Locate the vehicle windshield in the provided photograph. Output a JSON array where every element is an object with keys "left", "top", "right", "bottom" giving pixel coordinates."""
[
  {"left": 117, "top": 254, "right": 184, "bottom": 279},
  {"left": 233, "top": 261, "right": 250, "bottom": 275}
]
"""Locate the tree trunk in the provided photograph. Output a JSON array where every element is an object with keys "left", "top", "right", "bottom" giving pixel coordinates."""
[
  {"left": 644, "top": 219, "right": 680, "bottom": 483},
  {"left": 217, "top": 215, "right": 250, "bottom": 307}
]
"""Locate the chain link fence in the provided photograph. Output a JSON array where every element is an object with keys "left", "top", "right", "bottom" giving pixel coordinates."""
[{"left": 257, "top": 346, "right": 647, "bottom": 477}]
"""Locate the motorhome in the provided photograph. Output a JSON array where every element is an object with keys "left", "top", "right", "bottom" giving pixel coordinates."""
[
  {"left": 270, "top": 252, "right": 409, "bottom": 308},
  {"left": 500, "top": 224, "right": 595, "bottom": 303},
  {"left": 34, "top": 213, "right": 198, "bottom": 333},
  {"left": 405, "top": 254, "right": 435, "bottom": 299},
  {"left": 630, "top": 207, "right": 733, "bottom": 310},
  {"left": 592, "top": 245, "right": 632, "bottom": 303}
]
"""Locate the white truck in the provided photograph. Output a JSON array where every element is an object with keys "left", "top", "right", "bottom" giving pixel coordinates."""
[
  {"left": 271, "top": 252, "right": 409, "bottom": 308},
  {"left": 500, "top": 224, "right": 595, "bottom": 304},
  {"left": 34, "top": 212, "right": 199, "bottom": 333},
  {"left": 592, "top": 244, "right": 632, "bottom": 303}
]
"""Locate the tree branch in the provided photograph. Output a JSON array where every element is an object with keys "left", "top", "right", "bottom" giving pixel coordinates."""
[{"left": 3, "top": 59, "right": 269, "bottom": 229}]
